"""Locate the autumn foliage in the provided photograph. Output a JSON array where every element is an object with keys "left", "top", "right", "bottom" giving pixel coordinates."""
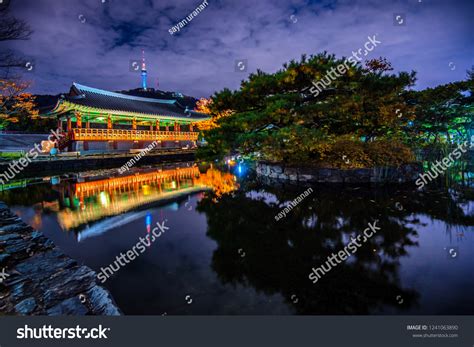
[
  {"left": 0, "top": 79, "right": 38, "bottom": 129},
  {"left": 194, "top": 97, "right": 232, "bottom": 131}
]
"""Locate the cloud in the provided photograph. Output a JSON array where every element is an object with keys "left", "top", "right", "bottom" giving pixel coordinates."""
[{"left": 4, "top": 0, "right": 473, "bottom": 97}]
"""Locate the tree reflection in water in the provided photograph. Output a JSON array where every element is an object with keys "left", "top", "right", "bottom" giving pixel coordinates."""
[{"left": 197, "top": 175, "right": 474, "bottom": 314}]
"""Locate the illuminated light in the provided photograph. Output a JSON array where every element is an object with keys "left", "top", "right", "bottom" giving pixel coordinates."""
[
  {"left": 55, "top": 167, "right": 240, "bottom": 231},
  {"left": 99, "top": 191, "right": 109, "bottom": 207},
  {"left": 41, "top": 140, "right": 55, "bottom": 153},
  {"left": 170, "top": 181, "right": 177, "bottom": 189},
  {"left": 146, "top": 213, "right": 152, "bottom": 233},
  {"left": 142, "top": 184, "right": 151, "bottom": 195},
  {"left": 238, "top": 164, "right": 242, "bottom": 174},
  {"left": 146, "top": 213, "right": 152, "bottom": 225}
]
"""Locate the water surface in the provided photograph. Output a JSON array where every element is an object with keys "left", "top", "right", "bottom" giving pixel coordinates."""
[{"left": 1, "top": 162, "right": 473, "bottom": 315}]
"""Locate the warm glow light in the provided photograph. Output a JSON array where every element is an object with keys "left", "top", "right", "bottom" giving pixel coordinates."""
[
  {"left": 142, "top": 184, "right": 151, "bottom": 195},
  {"left": 40, "top": 140, "right": 55, "bottom": 153},
  {"left": 99, "top": 191, "right": 109, "bottom": 207}
]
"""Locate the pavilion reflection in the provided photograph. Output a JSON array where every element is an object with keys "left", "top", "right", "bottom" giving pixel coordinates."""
[{"left": 53, "top": 164, "right": 238, "bottom": 233}]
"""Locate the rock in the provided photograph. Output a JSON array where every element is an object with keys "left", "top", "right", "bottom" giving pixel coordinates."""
[
  {"left": 11, "top": 281, "right": 29, "bottom": 300},
  {"left": 0, "top": 202, "right": 121, "bottom": 316},
  {"left": 270, "top": 165, "right": 283, "bottom": 174},
  {"left": 43, "top": 266, "right": 96, "bottom": 306},
  {"left": 15, "top": 297, "right": 37, "bottom": 315},
  {"left": 256, "top": 162, "right": 422, "bottom": 184},
  {"left": 5, "top": 240, "right": 30, "bottom": 254},
  {"left": 46, "top": 297, "right": 88, "bottom": 316},
  {"left": 298, "top": 174, "right": 314, "bottom": 182},
  {"left": 87, "top": 285, "right": 122, "bottom": 316},
  {"left": 0, "top": 233, "right": 22, "bottom": 242},
  {"left": 30, "top": 231, "right": 42, "bottom": 239},
  {"left": 15, "top": 250, "right": 76, "bottom": 283},
  {"left": 0, "top": 223, "right": 31, "bottom": 234},
  {"left": 283, "top": 167, "right": 298, "bottom": 175},
  {"left": 0, "top": 253, "right": 11, "bottom": 264}
]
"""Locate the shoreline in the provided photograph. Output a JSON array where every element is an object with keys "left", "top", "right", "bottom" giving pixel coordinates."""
[
  {"left": 256, "top": 161, "right": 423, "bottom": 184},
  {"left": 0, "top": 150, "right": 195, "bottom": 180},
  {"left": 0, "top": 201, "right": 121, "bottom": 316}
]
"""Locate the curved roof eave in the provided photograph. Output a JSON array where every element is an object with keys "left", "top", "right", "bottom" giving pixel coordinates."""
[
  {"left": 72, "top": 82, "right": 178, "bottom": 105},
  {"left": 44, "top": 99, "right": 210, "bottom": 122}
]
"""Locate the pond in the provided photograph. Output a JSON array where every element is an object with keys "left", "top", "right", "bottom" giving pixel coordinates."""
[{"left": 0, "top": 161, "right": 473, "bottom": 315}]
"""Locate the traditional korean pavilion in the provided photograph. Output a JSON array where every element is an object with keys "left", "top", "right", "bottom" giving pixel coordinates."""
[{"left": 42, "top": 82, "right": 209, "bottom": 152}]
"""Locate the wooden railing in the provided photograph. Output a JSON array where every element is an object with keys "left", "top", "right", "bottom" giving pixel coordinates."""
[{"left": 71, "top": 128, "right": 199, "bottom": 142}]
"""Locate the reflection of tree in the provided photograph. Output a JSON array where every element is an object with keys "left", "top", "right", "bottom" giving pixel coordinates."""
[
  {"left": 196, "top": 166, "right": 238, "bottom": 201},
  {"left": 0, "top": 182, "right": 58, "bottom": 206},
  {"left": 197, "top": 179, "right": 474, "bottom": 314}
]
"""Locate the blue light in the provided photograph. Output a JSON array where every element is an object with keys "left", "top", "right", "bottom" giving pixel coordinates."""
[
  {"left": 141, "top": 70, "right": 147, "bottom": 90},
  {"left": 238, "top": 164, "right": 242, "bottom": 174},
  {"left": 145, "top": 213, "right": 152, "bottom": 233}
]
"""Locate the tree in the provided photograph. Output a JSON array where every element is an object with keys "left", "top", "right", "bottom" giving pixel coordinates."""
[
  {"left": 0, "top": 79, "right": 38, "bottom": 130},
  {"left": 199, "top": 53, "right": 417, "bottom": 167},
  {"left": 194, "top": 97, "right": 232, "bottom": 131},
  {"left": 405, "top": 69, "right": 473, "bottom": 147},
  {"left": 0, "top": 5, "right": 33, "bottom": 78}
]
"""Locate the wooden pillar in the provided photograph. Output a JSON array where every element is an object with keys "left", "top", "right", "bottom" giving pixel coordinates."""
[
  {"left": 76, "top": 112, "right": 82, "bottom": 128},
  {"left": 189, "top": 123, "right": 193, "bottom": 132},
  {"left": 86, "top": 118, "right": 90, "bottom": 129},
  {"left": 156, "top": 120, "right": 160, "bottom": 131},
  {"left": 165, "top": 124, "right": 169, "bottom": 131},
  {"left": 57, "top": 118, "right": 63, "bottom": 131},
  {"left": 66, "top": 116, "right": 72, "bottom": 132},
  {"left": 107, "top": 114, "right": 112, "bottom": 129},
  {"left": 132, "top": 117, "right": 137, "bottom": 130},
  {"left": 149, "top": 122, "right": 153, "bottom": 131}
]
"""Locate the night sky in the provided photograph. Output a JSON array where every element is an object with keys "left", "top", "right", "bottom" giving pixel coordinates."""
[{"left": 4, "top": 0, "right": 474, "bottom": 98}]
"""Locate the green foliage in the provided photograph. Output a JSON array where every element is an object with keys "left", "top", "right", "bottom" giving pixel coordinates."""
[
  {"left": 404, "top": 68, "right": 473, "bottom": 146},
  {"left": 0, "top": 151, "right": 24, "bottom": 159},
  {"left": 199, "top": 53, "right": 420, "bottom": 167}
]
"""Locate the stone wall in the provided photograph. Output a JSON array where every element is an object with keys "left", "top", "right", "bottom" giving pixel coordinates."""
[
  {"left": 256, "top": 161, "right": 422, "bottom": 184},
  {"left": 0, "top": 202, "right": 121, "bottom": 315}
]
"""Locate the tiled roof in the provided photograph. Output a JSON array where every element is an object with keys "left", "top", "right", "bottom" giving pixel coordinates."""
[{"left": 64, "top": 83, "right": 208, "bottom": 120}]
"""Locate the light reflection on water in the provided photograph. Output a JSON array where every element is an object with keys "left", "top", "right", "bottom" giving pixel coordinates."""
[{"left": 0, "top": 162, "right": 473, "bottom": 315}]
